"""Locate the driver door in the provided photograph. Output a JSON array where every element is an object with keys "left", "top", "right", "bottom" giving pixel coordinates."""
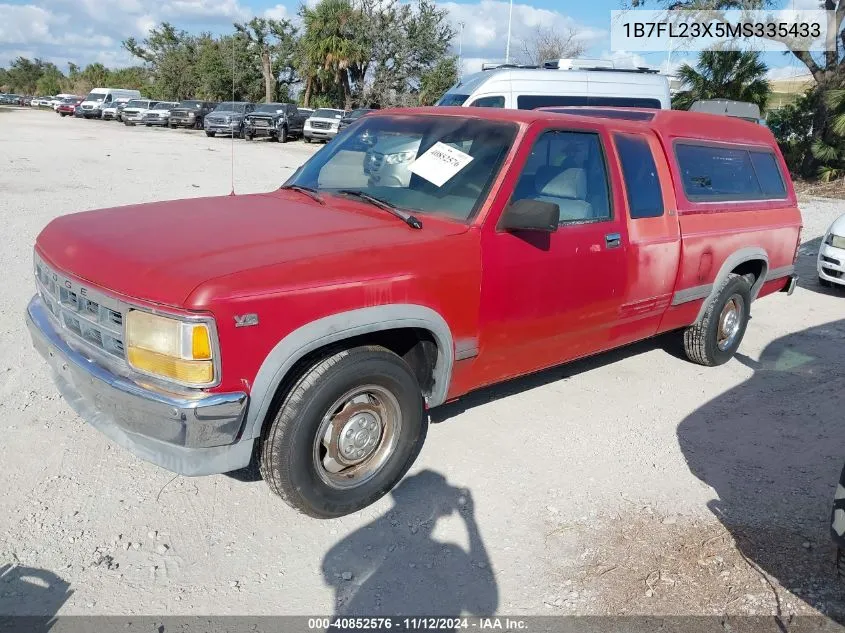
[{"left": 476, "top": 125, "right": 629, "bottom": 385}]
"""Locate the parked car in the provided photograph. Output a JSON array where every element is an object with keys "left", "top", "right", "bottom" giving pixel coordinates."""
[
  {"left": 297, "top": 107, "right": 315, "bottom": 118},
  {"left": 102, "top": 98, "right": 132, "bottom": 121},
  {"left": 437, "top": 58, "right": 671, "bottom": 109},
  {"left": 818, "top": 213, "right": 845, "bottom": 289},
  {"left": 142, "top": 101, "right": 180, "bottom": 127},
  {"left": 57, "top": 97, "right": 83, "bottom": 117},
  {"left": 121, "top": 99, "right": 159, "bottom": 126},
  {"left": 303, "top": 108, "right": 345, "bottom": 142},
  {"left": 80, "top": 88, "right": 142, "bottom": 119},
  {"left": 244, "top": 102, "right": 306, "bottom": 143},
  {"left": 338, "top": 108, "right": 375, "bottom": 131},
  {"left": 204, "top": 102, "right": 255, "bottom": 138},
  {"left": 25, "top": 107, "right": 801, "bottom": 518},
  {"left": 168, "top": 100, "right": 218, "bottom": 129},
  {"left": 0, "top": 93, "right": 22, "bottom": 105}
]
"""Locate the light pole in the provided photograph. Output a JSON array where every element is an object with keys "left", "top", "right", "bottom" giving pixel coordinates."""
[
  {"left": 505, "top": 0, "right": 513, "bottom": 64},
  {"left": 458, "top": 21, "right": 465, "bottom": 78}
]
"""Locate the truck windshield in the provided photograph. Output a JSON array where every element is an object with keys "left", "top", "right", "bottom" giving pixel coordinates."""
[
  {"left": 85, "top": 92, "right": 107, "bottom": 102},
  {"left": 435, "top": 93, "right": 469, "bottom": 106},
  {"left": 215, "top": 102, "right": 245, "bottom": 112},
  {"left": 284, "top": 114, "right": 517, "bottom": 222}
]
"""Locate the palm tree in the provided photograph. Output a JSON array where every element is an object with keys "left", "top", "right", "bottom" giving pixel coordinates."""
[
  {"left": 811, "top": 87, "right": 845, "bottom": 181},
  {"left": 299, "top": 0, "right": 367, "bottom": 109},
  {"left": 672, "top": 50, "right": 771, "bottom": 112}
]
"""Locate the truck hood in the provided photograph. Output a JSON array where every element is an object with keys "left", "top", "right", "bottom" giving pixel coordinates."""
[{"left": 35, "top": 189, "right": 467, "bottom": 309}]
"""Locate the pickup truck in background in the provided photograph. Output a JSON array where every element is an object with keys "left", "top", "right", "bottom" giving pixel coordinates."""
[
  {"left": 26, "top": 106, "right": 802, "bottom": 518},
  {"left": 244, "top": 103, "right": 307, "bottom": 143}
]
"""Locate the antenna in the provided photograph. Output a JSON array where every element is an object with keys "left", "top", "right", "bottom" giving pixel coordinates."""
[{"left": 230, "top": 33, "right": 236, "bottom": 196}]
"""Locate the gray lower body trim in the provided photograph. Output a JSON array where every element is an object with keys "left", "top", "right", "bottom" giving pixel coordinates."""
[
  {"left": 671, "top": 284, "right": 713, "bottom": 306},
  {"left": 26, "top": 296, "right": 253, "bottom": 476},
  {"left": 454, "top": 338, "right": 479, "bottom": 361},
  {"left": 766, "top": 264, "right": 796, "bottom": 281}
]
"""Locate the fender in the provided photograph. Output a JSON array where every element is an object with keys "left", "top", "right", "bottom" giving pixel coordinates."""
[
  {"left": 241, "top": 304, "right": 454, "bottom": 441},
  {"left": 691, "top": 247, "right": 770, "bottom": 323}
]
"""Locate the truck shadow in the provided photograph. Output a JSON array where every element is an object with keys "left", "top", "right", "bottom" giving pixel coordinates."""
[
  {"left": 0, "top": 564, "right": 72, "bottom": 631},
  {"left": 677, "top": 319, "right": 845, "bottom": 621},
  {"left": 321, "top": 470, "right": 497, "bottom": 625}
]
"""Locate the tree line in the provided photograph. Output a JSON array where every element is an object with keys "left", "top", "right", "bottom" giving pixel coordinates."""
[{"left": 0, "top": 0, "right": 458, "bottom": 109}]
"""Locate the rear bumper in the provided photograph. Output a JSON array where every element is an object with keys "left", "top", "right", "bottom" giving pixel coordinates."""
[
  {"left": 780, "top": 274, "right": 799, "bottom": 295},
  {"left": 26, "top": 296, "right": 253, "bottom": 476}
]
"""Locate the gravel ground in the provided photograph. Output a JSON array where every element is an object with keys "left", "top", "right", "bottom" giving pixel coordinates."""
[{"left": 1, "top": 107, "right": 844, "bottom": 620}]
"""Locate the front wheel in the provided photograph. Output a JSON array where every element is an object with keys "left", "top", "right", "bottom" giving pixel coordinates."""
[
  {"left": 683, "top": 273, "right": 752, "bottom": 367},
  {"left": 819, "top": 275, "right": 832, "bottom": 288},
  {"left": 244, "top": 132, "right": 253, "bottom": 141},
  {"left": 304, "top": 136, "right": 312, "bottom": 143},
  {"left": 279, "top": 125, "right": 288, "bottom": 143},
  {"left": 206, "top": 131, "right": 215, "bottom": 137},
  {"left": 259, "top": 346, "right": 427, "bottom": 518},
  {"left": 60, "top": 113, "right": 67, "bottom": 117}
]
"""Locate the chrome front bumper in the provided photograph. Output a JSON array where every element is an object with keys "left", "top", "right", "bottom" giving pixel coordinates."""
[{"left": 26, "top": 296, "right": 254, "bottom": 475}]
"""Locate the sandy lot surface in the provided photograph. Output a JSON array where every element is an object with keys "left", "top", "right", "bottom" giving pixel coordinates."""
[{"left": 1, "top": 107, "right": 844, "bottom": 622}]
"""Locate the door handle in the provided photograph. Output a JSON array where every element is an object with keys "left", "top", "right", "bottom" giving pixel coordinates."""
[{"left": 605, "top": 233, "right": 622, "bottom": 249}]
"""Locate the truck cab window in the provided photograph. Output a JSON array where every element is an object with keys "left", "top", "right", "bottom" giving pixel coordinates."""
[
  {"left": 615, "top": 134, "right": 664, "bottom": 219},
  {"left": 511, "top": 130, "right": 611, "bottom": 222},
  {"left": 469, "top": 96, "right": 505, "bottom": 108}
]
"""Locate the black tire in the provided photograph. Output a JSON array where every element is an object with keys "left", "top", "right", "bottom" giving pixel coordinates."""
[
  {"left": 206, "top": 131, "right": 215, "bottom": 137},
  {"left": 279, "top": 125, "right": 288, "bottom": 143},
  {"left": 60, "top": 113, "right": 67, "bottom": 117},
  {"left": 683, "top": 273, "right": 752, "bottom": 367},
  {"left": 237, "top": 126, "right": 245, "bottom": 140},
  {"left": 304, "top": 136, "right": 312, "bottom": 143},
  {"left": 259, "top": 345, "right": 427, "bottom": 518},
  {"left": 819, "top": 275, "right": 832, "bottom": 288},
  {"left": 123, "top": 121, "right": 131, "bottom": 126},
  {"left": 244, "top": 132, "right": 253, "bottom": 141}
]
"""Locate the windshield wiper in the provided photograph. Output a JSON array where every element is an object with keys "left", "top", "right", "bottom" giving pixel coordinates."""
[
  {"left": 337, "top": 190, "right": 422, "bottom": 229},
  {"left": 280, "top": 184, "right": 324, "bottom": 205}
]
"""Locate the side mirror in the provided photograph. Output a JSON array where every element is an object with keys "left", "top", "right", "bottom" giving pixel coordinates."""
[{"left": 499, "top": 199, "right": 559, "bottom": 233}]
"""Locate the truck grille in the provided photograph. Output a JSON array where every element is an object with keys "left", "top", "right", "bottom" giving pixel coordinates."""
[
  {"left": 34, "top": 253, "right": 127, "bottom": 361},
  {"left": 310, "top": 121, "right": 330, "bottom": 130}
]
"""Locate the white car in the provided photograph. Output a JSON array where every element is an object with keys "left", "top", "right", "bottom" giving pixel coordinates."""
[
  {"left": 303, "top": 108, "right": 345, "bottom": 142},
  {"left": 819, "top": 213, "right": 845, "bottom": 289},
  {"left": 102, "top": 98, "right": 131, "bottom": 121}
]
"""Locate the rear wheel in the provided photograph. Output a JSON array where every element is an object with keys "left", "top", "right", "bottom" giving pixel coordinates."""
[
  {"left": 259, "top": 346, "right": 427, "bottom": 518},
  {"left": 683, "top": 273, "right": 752, "bottom": 367}
]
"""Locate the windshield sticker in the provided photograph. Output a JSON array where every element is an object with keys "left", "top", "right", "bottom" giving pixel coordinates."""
[{"left": 408, "top": 142, "right": 474, "bottom": 187}]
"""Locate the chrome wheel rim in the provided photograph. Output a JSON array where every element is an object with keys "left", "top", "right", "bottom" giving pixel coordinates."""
[
  {"left": 313, "top": 385, "right": 401, "bottom": 490},
  {"left": 717, "top": 295, "right": 744, "bottom": 351}
]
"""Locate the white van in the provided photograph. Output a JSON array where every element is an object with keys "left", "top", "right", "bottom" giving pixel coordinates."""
[
  {"left": 436, "top": 58, "right": 671, "bottom": 110},
  {"left": 79, "top": 88, "right": 142, "bottom": 119}
]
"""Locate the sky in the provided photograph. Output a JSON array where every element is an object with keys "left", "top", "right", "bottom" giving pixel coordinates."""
[{"left": 0, "top": 0, "right": 817, "bottom": 83}]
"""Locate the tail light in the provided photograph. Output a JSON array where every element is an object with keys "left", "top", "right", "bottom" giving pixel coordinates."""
[{"left": 793, "top": 226, "right": 803, "bottom": 264}]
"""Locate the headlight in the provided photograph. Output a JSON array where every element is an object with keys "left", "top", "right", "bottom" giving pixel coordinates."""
[
  {"left": 125, "top": 310, "right": 216, "bottom": 386},
  {"left": 825, "top": 233, "right": 845, "bottom": 249},
  {"left": 384, "top": 151, "right": 416, "bottom": 164}
]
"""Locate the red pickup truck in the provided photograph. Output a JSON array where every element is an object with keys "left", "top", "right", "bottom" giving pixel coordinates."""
[{"left": 27, "top": 106, "right": 801, "bottom": 517}]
